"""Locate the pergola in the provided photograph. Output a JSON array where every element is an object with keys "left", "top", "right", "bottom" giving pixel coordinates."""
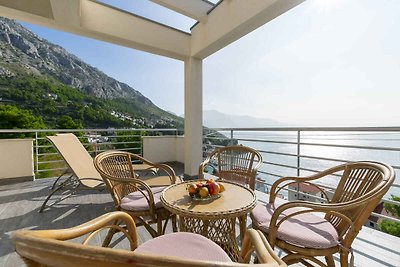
[{"left": 0, "top": 0, "right": 304, "bottom": 177}]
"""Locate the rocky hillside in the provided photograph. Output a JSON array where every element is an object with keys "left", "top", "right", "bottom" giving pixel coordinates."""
[{"left": 0, "top": 17, "right": 182, "bottom": 128}]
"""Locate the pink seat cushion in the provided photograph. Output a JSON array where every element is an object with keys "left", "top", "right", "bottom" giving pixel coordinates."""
[
  {"left": 135, "top": 232, "right": 232, "bottom": 262},
  {"left": 251, "top": 198, "right": 339, "bottom": 249},
  {"left": 120, "top": 186, "right": 164, "bottom": 211}
]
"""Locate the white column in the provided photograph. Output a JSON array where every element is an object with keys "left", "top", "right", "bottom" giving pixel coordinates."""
[{"left": 184, "top": 57, "right": 203, "bottom": 178}]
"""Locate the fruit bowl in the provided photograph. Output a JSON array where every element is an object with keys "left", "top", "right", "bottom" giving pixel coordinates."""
[
  {"left": 186, "top": 179, "right": 225, "bottom": 200},
  {"left": 192, "top": 193, "right": 221, "bottom": 201}
]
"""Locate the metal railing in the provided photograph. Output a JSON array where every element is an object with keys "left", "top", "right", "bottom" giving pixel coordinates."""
[
  {"left": 0, "top": 128, "right": 179, "bottom": 178},
  {"left": 1, "top": 126, "right": 399, "bottom": 224},
  {"left": 203, "top": 126, "right": 400, "bottom": 224}
]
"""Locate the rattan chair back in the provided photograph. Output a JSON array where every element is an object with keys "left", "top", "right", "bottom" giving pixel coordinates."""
[
  {"left": 324, "top": 162, "right": 394, "bottom": 245},
  {"left": 94, "top": 151, "right": 177, "bottom": 237},
  {"left": 199, "top": 145, "right": 262, "bottom": 189},
  {"left": 94, "top": 151, "right": 137, "bottom": 206}
]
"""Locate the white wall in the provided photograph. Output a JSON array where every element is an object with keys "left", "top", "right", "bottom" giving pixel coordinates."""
[
  {"left": 143, "top": 136, "right": 184, "bottom": 163},
  {"left": 0, "top": 139, "right": 34, "bottom": 182}
]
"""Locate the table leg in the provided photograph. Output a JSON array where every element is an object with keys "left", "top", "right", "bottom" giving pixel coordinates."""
[{"left": 239, "top": 215, "right": 247, "bottom": 242}]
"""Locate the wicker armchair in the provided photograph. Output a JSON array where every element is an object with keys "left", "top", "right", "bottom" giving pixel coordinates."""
[
  {"left": 13, "top": 211, "right": 287, "bottom": 267},
  {"left": 199, "top": 145, "right": 263, "bottom": 190},
  {"left": 94, "top": 151, "right": 179, "bottom": 239},
  {"left": 251, "top": 161, "right": 395, "bottom": 267}
]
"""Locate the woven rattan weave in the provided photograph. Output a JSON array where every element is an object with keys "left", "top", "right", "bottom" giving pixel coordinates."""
[{"left": 161, "top": 180, "right": 257, "bottom": 262}]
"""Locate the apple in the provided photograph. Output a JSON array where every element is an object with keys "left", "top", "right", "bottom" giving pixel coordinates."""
[
  {"left": 206, "top": 178, "right": 214, "bottom": 184},
  {"left": 187, "top": 184, "right": 197, "bottom": 195},
  {"left": 208, "top": 182, "right": 220, "bottom": 195}
]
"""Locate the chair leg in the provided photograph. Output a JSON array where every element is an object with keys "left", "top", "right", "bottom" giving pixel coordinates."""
[
  {"left": 163, "top": 214, "right": 178, "bottom": 233},
  {"left": 283, "top": 254, "right": 327, "bottom": 267},
  {"left": 325, "top": 255, "right": 335, "bottom": 267},
  {"left": 172, "top": 214, "right": 178, "bottom": 232},
  {"left": 40, "top": 175, "right": 76, "bottom": 212},
  {"left": 340, "top": 251, "right": 349, "bottom": 267},
  {"left": 51, "top": 171, "right": 71, "bottom": 190},
  {"left": 239, "top": 215, "right": 247, "bottom": 242},
  {"left": 39, "top": 186, "right": 70, "bottom": 212},
  {"left": 162, "top": 215, "right": 170, "bottom": 235},
  {"left": 136, "top": 216, "right": 158, "bottom": 238},
  {"left": 157, "top": 215, "right": 163, "bottom": 236},
  {"left": 102, "top": 219, "right": 119, "bottom": 247}
]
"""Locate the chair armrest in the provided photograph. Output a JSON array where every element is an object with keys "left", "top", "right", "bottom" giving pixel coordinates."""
[
  {"left": 198, "top": 157, "right": 212, "bottom": 180},
  {"left": 241, "top": 229, "right": 286, "bottom": 266},
  {"left": 131, "top": 154, "right": 178, "bottom": 184},
  {"left": 155, "top": 163, "right": 178, "bottom": 184},
  {"left": 269, "top": 163, "right": 357, "bottom": 203},
  {"left": 19, "top": 211, "right": 138, "bottom": 250},
  {"left": 269, "top": 176, "right": 330, "bottom": 203}
]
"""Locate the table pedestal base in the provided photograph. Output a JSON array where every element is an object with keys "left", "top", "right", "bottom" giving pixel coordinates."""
[{"left": 180, "top": 217, "right": 241, "bottom": 262}]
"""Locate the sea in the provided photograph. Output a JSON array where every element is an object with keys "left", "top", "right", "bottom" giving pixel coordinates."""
[{"left": 218, "top": 130, "right": 400, "bottom": 198}]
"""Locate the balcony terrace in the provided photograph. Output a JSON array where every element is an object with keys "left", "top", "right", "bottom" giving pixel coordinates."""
[
  {"left": 0, "top": 128, "right": 399, "bottom": 267},
  {"left": 0, "top": 171, "right": 399, "bottom": 267},
  {"left": 1, "top": 1, "right": 399, "bottom": 266}
]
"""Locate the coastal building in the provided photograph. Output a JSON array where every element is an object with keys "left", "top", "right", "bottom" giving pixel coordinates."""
[{"left": 288, "top": 182, "right": 332, "bottom": 203}]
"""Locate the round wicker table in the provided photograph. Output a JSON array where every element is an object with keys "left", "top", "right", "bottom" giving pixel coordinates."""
[{"left": 160, "top": 180, "right": 257, "bottom": 262}]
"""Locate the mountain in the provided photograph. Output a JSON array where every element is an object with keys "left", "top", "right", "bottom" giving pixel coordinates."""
[
  {"left": 0, "top": 17, "right": 182, "bottom": 129},
  {"left": 203, "top": 110, "right": 286, "bottom": 128}
]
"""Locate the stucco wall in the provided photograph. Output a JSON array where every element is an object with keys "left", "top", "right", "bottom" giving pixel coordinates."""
[
  {"left": 143, "top": 136, "right": 184, "bottom": 163},
  {"left": 0, "top": 139, "right": 34, "bottom": 182}
]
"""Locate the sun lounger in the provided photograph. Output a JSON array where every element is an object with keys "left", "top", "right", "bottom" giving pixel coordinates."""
[{"left": 39, "top": 133, "right": 104, "bottom": 212}]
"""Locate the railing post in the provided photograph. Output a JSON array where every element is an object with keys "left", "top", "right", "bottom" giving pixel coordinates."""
[
  {"left": 141, "top": 130, "right": 144, "bottom": 157},
  {"left": 230, "top": 130, "right": 234, "bottom": 146},
  {"left": 35, "top": 131, "right": 39, "bottom": 178},
  {"left": 296, "top": 130, "right": 300, "bottom": 200},
  {"left": 297, "top": 130, "right": 300, "bottom": 176}
]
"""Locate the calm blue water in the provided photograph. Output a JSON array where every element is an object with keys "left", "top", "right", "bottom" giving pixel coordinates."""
[{"left": 219, "top": 131, "right": 400, "bottom": 198}]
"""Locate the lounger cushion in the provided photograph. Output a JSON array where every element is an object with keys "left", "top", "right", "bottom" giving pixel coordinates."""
[
  {"left": 135, "top": 232, "right": 232, "bottom": 262},
  {"left": 251, "top": 198, "right": 339, "bottom": 249},
  {"left": 120, "top": 186, "right": 164, "bottom": 211}
]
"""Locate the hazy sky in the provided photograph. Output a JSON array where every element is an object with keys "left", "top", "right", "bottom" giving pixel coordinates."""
[{"left": 21, "top": 0, "right": 400, "bottom": 126}]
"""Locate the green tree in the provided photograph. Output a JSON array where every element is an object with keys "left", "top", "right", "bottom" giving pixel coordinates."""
[
  {"left": 56, "top": 115, "right": 83, "bottom": 129},
  {"left": 379, "top": 220, "right": 400, "bottom": 237},
  {"left": 0, "top": 105, "right": 46, "bottom": 138},
  {"left": 379, "top": 195, "right": 400, "bottom": 237},
  {"left": 114, "top": 130, "right": 143, "bottom": 152},
  {"left": 384, "top": 195, "right": 400, "bottom": 215}
]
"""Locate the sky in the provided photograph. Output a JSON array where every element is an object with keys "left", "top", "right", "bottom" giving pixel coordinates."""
[{"left": 20, "top": 0, "right": 400, "bottom": 127}]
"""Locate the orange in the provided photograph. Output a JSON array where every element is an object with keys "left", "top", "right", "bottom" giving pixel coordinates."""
[
  {"left": 199, "top": 187, "right": 209, "bottom": 198},
  {"left": 218, "top": 183, "right": 225, "bottom": 193}
]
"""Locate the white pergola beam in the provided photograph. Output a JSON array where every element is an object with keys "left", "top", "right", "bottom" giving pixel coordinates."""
[
  {"left": 0, "top": 0, "right": 53, "bottom": 19},
  {"left": 190, "top": 0, "right": 305, "bottom": 59},
  {"left": 50, "top": 0, "right": 81, "bottom": 27},
  {"left": 0, "top": 0, "right": 191, "bottom": 60},
  {"left": 150, "top": 0, "right": 213, "bottom": 22}
]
